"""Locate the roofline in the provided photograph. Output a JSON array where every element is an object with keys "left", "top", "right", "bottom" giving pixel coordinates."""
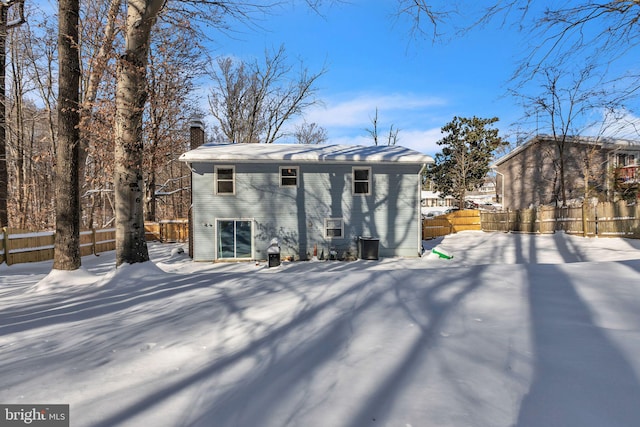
[
  {"left": 491, "top": 134, "right": 640, "bottom": 168},
  {"left": 179, "top": 143, "right": 434, "bottom": 165},
  {"left": 182, "top": 158, "right": 432, "bottom": 165}
]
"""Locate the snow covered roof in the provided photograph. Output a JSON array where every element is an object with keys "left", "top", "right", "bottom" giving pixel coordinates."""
[{"left": 179, "top": 143, "right": 433, "bottom": 165}]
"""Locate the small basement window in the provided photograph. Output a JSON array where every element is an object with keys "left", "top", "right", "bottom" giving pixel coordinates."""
[
  {"left": 353, "top": 167, "right": 371, "bottom": 195},
  {"left": 324, "top": 218, "right": 344, "bottom": 239},
  {"left": 280, "top": 166, "right": 299, "bottom": 187},
  {"left": 215, "top": 166, "right": 235, "bottom": 195}
]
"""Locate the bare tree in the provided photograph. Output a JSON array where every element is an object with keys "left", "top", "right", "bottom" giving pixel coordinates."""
[
  {"left": 294, "top": 121, "right": 327, "bottom": 144},
  {"left": 81, "top": 0, "right": 121, "bottom": 120},
  {"left": 417, "top": 1, "right": 640, "bottom": 99},
  {"left": 400, "top": 1, "right": 640, "bottom": 207},
  {"left": 502, "top": 1, "right": 640, "bottom": 86},
  {"left": 208, "top": 45, "right": 326, "bottom": 144},
  {"left": 208, "top": 57, "right": 259, "bottom": 143},
  {"left": 54, "top": 0, "right": 81, "bottom": 270},
  {"left": 387, "top": 124, "right": 400, "bottom": 146},
  {"left": 144, "top": 22, "right": 202, "bottom": 221},
  {"left": 113, "top": 0, "right": 165, "bottom": 266},
  {"left": 515, "top": 66, "right": 614, "bottom": 206},
  {"left": 7, "top": 19, "right": 41, "bottom": 229},
  {"left": 77, "top": 0, "right": 124, "bottom": 229},
  {"left": 113, "top": 0, "right": 273, "bottom": 265},
  {"left": 23, "top": 13, "right": 57, "bottom": 161},
  {"left": 0, "top": 0, "right": 330, "bottom": 262},
  {"left": 2, "top": 8, "right": 58, "bottom": 231},
  {"left": 79, "top": 0, "right": 122, "bottom": 201},
  {"left": 365, "top": 107, "right": 380, "bottom": 146},
  {"left": 0, "top": 0, "right": 25, "bottom": 228},
  {"left": 365, "top": 107, "right": 400, "bottom": 146},
  {"left": 395, "top": 0, "right": 452, "bottom": 40}
]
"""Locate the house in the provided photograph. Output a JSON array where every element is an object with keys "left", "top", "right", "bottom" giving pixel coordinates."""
[
  {"left": 492, "top": 134, "right": 640, "bottom": 209},
  {"left": 420, "top": 190, "right": 457, "bottom": 217},
  {"left": 179, "top": 143, "right": 433, "bottom": 261}
]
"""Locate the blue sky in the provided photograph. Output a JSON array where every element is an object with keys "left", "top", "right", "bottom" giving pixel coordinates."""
[
  {"left": 34, "top": 0, "right": 639, "bottom": 156},
  {"left": 199, "top": 0, "right": 640, "bottom": 156},
  {"left": 200, "top": 1, "right": 539, "bottom": 155}
]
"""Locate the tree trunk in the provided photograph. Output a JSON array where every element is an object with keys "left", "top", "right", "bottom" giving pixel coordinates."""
[
  {"left": 13, "top": 74, "right": 26, "bottom": 228},
  {"left": 53, "top": 0, "right": 81, "bottom": 270},
  {"left": 1, "top": 1, "right": 26, "bottom": 228},
  {"left": 145, "top": 170, "right": 156, "bottom": 222},
  {"left": 559, "top": 155, "right": 567, "bottom": 206},
  {"left": 114, "top": 0, "right": 164, "bottom": 266},
  {"left": 79, "top": 0, "right": 122, "bottom": 217},
  {"left": 0, "top": 7, "right": 8, "bottom": 228},
  {"left": 558, "top": 143, "right": 567, "bottom": 207}
]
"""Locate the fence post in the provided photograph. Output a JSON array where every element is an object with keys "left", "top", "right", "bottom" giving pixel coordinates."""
[
  {"left": 92, "top": 228, "right": 97, "bottom": 255},
  {"left": 582, "top": 203, "right": 588, "bottom": 237},
  {"left": 3, "top": 227, "right": 10, "bottom": 266},
  {"left": 0, "top": 227, "right": 9, "bottom": 265}
]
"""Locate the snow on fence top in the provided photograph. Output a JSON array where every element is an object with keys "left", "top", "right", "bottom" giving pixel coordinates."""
[{"left": 8, "top": 231, "right": 55, "bottom": 240}]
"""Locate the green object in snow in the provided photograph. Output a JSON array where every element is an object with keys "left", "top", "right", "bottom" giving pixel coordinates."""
[{"left": 432, "top": 248, "right": 453, "bottom": 259}]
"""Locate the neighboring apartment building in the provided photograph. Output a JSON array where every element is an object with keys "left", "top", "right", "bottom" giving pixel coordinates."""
[{"left": 492, "top": 135, "right": 640, "bottom": 209}]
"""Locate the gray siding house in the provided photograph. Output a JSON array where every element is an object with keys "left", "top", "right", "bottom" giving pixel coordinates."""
[{"left": 179, "top": 143, "right": 433, "bottom": 262}]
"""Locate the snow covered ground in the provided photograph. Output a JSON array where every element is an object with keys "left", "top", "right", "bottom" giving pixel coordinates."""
[{"left": 1, "top": 231, "right": 640, "bottom": 427}]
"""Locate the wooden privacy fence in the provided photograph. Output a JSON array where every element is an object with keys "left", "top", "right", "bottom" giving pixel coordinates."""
[
  {"left": 145, "top": 219, "right": 189, "bottom": 242},
  {"left": 145, "top": 222, "right": 161, "bottom": 241},
  {"left": 1, "top": 220, "right": 189, "bottom": 266},
  {"left": 423, "top": 209, "right": 482, "bottom": 239},
  {"left": 1, "top": 228, "right": 116, "bottom": 266},
  {"left": 480, "top": 201, "right": 640, "bottom": 238},
  {"left": 480, "top": 207, "right": 557, "bottom": 234}
]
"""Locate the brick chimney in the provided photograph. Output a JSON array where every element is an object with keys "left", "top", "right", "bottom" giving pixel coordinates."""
[
  {"left": 189, "top": 118, "right": 205, "bottom": 149},
  {"left": 187, "top": 118, "right": 205, "bottom": 259}
]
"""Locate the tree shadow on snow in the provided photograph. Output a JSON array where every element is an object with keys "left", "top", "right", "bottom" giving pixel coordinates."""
[
  {"left": 516, "top": 264, "right": 640, "bottom": 427},
  {"left": 88, "top": 265, "right": 487, "bottom": 427},
  {"left": 0, "top": 268, "right": 240, "bottom": 337}
]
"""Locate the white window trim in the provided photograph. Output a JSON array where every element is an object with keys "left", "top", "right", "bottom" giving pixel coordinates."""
[
  {"left": 279, "top": 166, "right": 299, "bottom": 188},
  {"left": 324, "top": 217, "right": 344, "bottom": 239},
  {"left": 215, "top": 165, "right": 235, "bottom": 195},
  {"left": 352, "top": 166, "right": 372, "bottom": 195}
]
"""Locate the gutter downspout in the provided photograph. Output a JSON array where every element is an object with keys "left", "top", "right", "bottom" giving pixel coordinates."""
[
  {"left": 494, "top": 168, "right": 505, "bottom": 209},
  {"left": 418, "top": 163, "right": 427, "bottom": 255}
]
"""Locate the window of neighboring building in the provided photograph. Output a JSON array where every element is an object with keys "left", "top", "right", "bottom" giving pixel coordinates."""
[
  {"left": 280, "top": 166, "right": 299, "bottom": 187},
  {"left": 215, "top": 166, "right": 235, "bottom": 194},
  {"left": 616, "top": 153, "right": 637, "bottom": 166},
  {"left": 353, "top": 167, "right": 371, "bottom": 195},
  {"left": 324, "top": 218, "right": 344, "bottom": 239}
]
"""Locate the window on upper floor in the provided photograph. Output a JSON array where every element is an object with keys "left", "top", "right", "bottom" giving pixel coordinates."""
[
  {"left": 280, "top": 166, "right": 299, "bottom": 187},
  {"left": 353, "top": 167, "right": 371, "bottom": 195},
  {"left": 215, "top": 166, "right": 235, "bottom": 195}
]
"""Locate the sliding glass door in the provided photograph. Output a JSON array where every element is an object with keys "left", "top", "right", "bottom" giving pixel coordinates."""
[{"left": 217, "top": 220, "right": 252, "bottom": 259}]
